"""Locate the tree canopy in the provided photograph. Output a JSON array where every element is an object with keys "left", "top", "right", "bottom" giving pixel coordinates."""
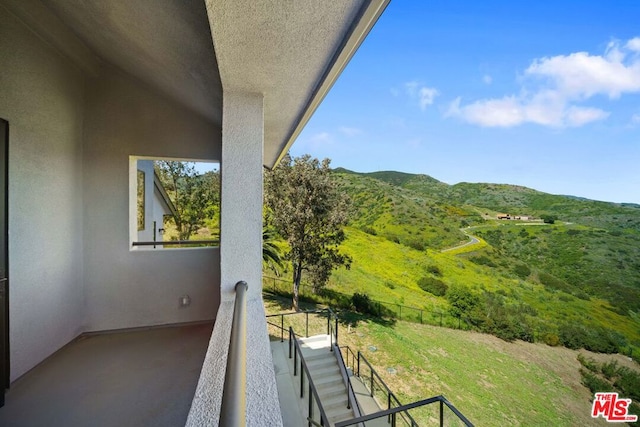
[
  {"left": 265, "top": 154, "right": 351, "bottom": 310},
  {"left": 154, "top": 161, "right": 220, "bottom": 241}
]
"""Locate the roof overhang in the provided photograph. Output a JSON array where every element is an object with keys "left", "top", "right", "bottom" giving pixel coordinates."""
[
  {"left": 206, "top": 0, "right": 390, "bottom": 168},
  {"left": 3, "top": 0, "right": 389, "bottom": 167}
]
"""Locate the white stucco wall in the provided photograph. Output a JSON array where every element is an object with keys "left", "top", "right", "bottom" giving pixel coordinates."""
[
  {"left": 0, "top": 5, "right": 86, "bottom": 381},
  {"left": 220, "top": 92, "right": 264, "bottom": 302},
  {"left": 188, "top": 91, "right": 282, "bottom": 426},
  {"left": 82, "top": 66, "right": 222, "bottom": 331}
]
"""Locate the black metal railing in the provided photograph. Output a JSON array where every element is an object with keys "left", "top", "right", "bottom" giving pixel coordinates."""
[
  {"left": 268, "top": 309, "right": 362, "bottom": 422},
  {"left": 339, "top": 347, "right": 474, "bottom": 426},
  {"left": 289, "top": 327, "right": 332, "bottom": 427},
  {"left": 334, "top": 395, "right": 474, "bottom": 427},
  {"left": 219, "top": 281, "right": 248, "bottom": 426},
  {"left": 333, "top": 342, "right": 362, "bottom": 418},
  {"left": 266, "top": 308, "right": 338, "bottom": 346},
  {"left": 132, "top": 239, "right": 219, "bottom": 248},
  {"left": 268, "top": 308, "right": 474, "bottom": 426}
]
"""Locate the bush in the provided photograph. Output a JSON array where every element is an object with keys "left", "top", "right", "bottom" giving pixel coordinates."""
[
  {"left": 417, "top": 276, "right": 448, "bottom": 296},
  {"left": 513, "top": 263, "right": 531, "bottom": 279},
  {"left": 361, "top": 226, "right": 377, "bottom": 236},
  {"left": 427, "top": 265, "right": 443, "bottom": 276},
  {"left": 352, "top": 293, "right": 376, "bottom": 315},
  {"left": 577, "top": 354, "right": 599, "bottom": 373},
  {"left": 541, "top": 333, "right": 560, "bottom": 346},
  {"left": 469, "top": 255, "right": 497, "bottom": 268},
  {"left": 580, "top": 369, "right": 613, "bottom": 394}
]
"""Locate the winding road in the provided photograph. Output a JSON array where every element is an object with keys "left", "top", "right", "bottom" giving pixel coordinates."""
[{"left": 441, "top": 228, "right": 480, "bottom": 253}]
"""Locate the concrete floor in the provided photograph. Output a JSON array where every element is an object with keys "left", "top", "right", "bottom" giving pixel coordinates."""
[{"left": 0, "top": 322, "right": 213, "bottom": 427}]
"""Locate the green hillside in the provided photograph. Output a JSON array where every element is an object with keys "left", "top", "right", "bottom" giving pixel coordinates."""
[{"left": 316, "top": 169, "right": 640, "bottom": 354}]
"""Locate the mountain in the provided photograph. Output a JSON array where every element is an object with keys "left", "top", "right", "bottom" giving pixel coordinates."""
[{"left": 324, "top": 168, "right": 640, "bottom": 351}]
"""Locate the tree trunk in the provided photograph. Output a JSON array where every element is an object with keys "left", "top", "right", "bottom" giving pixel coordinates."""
[{"left": 292, "top": 264, "right": 302, "bottom": 311}]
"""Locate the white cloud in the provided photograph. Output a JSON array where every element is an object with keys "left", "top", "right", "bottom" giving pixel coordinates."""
[
  {"left": 626, "top": 37, "right": 640, "bottom": 52},
  {"left": 418, "top": 87, "right": 439, "bottom": 110},
  {"left": 483, "top": 74, "right": 493, "bottom": 85},
  {"left": 449, "top": 37, "right": 640, "bottom": 128},
  {"left": 338, "top": 126, "right": 363, "bottom": 137},
  {"left": 632, "top": 113, "right": 640, "bottom": 125},
  {"left": 405, "top": 81, "right": 439, "bottom": 110}
]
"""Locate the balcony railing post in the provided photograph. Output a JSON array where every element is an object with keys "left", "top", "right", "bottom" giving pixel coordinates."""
[
  {"left": 300, "top": 358, "right": 304, "bottom": 397},
  {"left": 281, "top": 315, "right": 284, "bottom": 342},
  {"left": 335, "top": 316, "right": 339, "bottom": 346},
  {"left": 306, "top": 312, "right": 309, "bottom": 338},
  {"left": 440, "top": 400, "right": 444, "bottom": 427},
  {"left": 289, "top": 327, "right": 293, "bottom": 359},
  {"left": 219, "top": 281, "right": 247, "bottom": 427},
  {"left": 308, "top": 384, "right": 313, "bottom": 427}
]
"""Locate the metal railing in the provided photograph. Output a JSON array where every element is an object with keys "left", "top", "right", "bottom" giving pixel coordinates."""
[
  {"left": 268, "top": 309, "right": 361, "bottom": 423},
  {"left": 289, "top": 327, "right": 332, "bottom": 427},
  {"left": 266, "top": 308, "right": 338, "bottom": 345},
  {"left": 219, "top": 281, "right": 248, "bottom": 426},
  {"left": 334, "top": 395, "right": 474, "bottom": 427},
  {"left": 340, "top": 347, "right": 474, "bottom": 426},
  {"left": 333, "top": 342, "right": 362, "bottom": 418},
  {"left": 132, "top": 239, "right": 219, "bottom": 248}
]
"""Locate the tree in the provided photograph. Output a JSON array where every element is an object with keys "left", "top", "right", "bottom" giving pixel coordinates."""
[
  {"left": 265, "top": 154, "right": 351, "bottom": 311},
  {"left": 262, "top": 227, "right": 283, "bottom": 275},
  {"left": 541, "top": 214, "right": 557, "bottom": 224},
  {"left": 154, "top": 161, "right": 220, "bottom": 241}
]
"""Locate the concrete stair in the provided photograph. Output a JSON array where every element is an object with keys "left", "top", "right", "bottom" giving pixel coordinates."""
[{"left": 300, "top": 336, "right": 355, "bottom": 425}]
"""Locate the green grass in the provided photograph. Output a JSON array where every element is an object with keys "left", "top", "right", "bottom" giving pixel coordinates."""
[
  {"left": 264, "top": 295, "right": 639, "bottom": 426},
  {"left": 322, "top": 227, "right": 640, "bottom": 350}
]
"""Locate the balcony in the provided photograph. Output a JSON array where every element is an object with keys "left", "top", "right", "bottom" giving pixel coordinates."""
[{"left": 0, "top": 323, "right": 212, "bottom": 427}]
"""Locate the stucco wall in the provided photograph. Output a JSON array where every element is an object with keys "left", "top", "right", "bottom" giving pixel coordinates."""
[
  {"left": 82, "top": 66, "right": 221, "bottom": 331},
  {"left": 0, "top": 5, "right": 86, "bottom": 381}
]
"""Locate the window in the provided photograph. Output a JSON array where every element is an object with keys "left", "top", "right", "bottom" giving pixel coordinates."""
[{"left": 130, "top": 156, "right": 220, "bottom": 249}]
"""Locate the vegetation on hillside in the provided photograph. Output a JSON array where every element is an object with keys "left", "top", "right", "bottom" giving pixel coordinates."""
[
  {"left": 266, "top": 165, "right": 640, "bottom": 354},
  {"left": 265, "top": 154, "right": 351, "bottom": 310}
]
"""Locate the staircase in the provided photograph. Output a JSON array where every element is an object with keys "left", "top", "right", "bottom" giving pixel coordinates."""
[{"left": 299, "top": 336, "right": 354, "bottom": 425}]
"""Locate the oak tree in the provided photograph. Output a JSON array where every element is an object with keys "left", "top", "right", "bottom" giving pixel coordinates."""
[{"left": 265, "top": 154, "right": 350, "bottom": 311}]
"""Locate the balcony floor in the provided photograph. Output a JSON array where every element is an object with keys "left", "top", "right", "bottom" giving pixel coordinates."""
[{"left": 0, "top": 322, "right": 213, "bottom": 427}]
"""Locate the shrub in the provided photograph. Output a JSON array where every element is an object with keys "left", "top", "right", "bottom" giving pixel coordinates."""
[
  {"left": 361, "top": 226, "right": 377, "bottom": 236},
  {"left": 426, "top": 265, "right": 443, "bottom": 276},
  {"left": 577, "top": 354, "right": 599, "bottom": 373},
  {"left": 406, "top": 239, "right": 425, "bottom": 251},
  {"left": 513, "top": 263, "right": 531, "bottom": 279},
  {"left": 541, "top": 333, "right": 560, "bottom": 346},
  {"left": 352, "top": 292, "right": 376, "bottom": 315},
  {"left": 417, "top": 276, "right": 448, "bottom": 296},
  {"left": 580, "top": 369, "right": 613, "bottom": 394},
  {"left": 469, "top": 255, "right": 497, "bottom": 268}
]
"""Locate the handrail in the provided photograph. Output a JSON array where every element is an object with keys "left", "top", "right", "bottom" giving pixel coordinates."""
[
  {"left": 132, "top": 239, "right": 219, "bottom": 246},
  {"left": 290, "top": 327, "right": 331, "bottom": 427},
  {"left": 219, "top": 281, "right": 248, "bottom": 427},
  {"left": 266, "top": 308, "right": 338, "bottom": 346},
  {"left": 334, "top": 395, "right": 475, "bottom": 427},
  {"left": 333, "top": 343, "right": 362, "bottom": 418},
  {"left": 357, "top": 350, "right": 418, "bottom": 426}
]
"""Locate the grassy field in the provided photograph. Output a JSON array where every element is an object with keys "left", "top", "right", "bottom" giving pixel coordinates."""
[
  {"left": 320, "top": 226, "right": 640, "bottom": 350},
  {"left": 264, "top": 295, "right": 639, "bottom": 426}
]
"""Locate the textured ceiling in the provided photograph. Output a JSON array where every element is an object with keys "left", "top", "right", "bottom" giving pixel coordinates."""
[
  {"left": 41, "top": 0, "right": 223, "bottom": 126},
  {"left": 207, "top": 0, "right": 388, "bottom": 167}
]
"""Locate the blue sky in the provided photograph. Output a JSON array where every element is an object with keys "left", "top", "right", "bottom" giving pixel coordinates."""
[{"left": 291, "top": 1, "right": 640, "bottom": 204}]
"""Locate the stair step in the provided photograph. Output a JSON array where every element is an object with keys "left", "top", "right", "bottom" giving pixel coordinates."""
[
  {"left": 315, "top": 373, "right": 342, "bottom": 388},
  {"left": 307, "top": 356, "right": 337, "bottom": 370},
  {"left": 328, "top": 407, "right": 355, "bottom": 424},
  {"left": 310, "top": 364, "right": 341, "bottom": 379},
  {"left": 317, "top": 382, "right": 347, "bottom": 398}
]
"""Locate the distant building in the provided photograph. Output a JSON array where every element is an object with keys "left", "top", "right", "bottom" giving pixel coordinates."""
[{"left": 497, "top": 214, "right": 511, "bottom": 219}]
